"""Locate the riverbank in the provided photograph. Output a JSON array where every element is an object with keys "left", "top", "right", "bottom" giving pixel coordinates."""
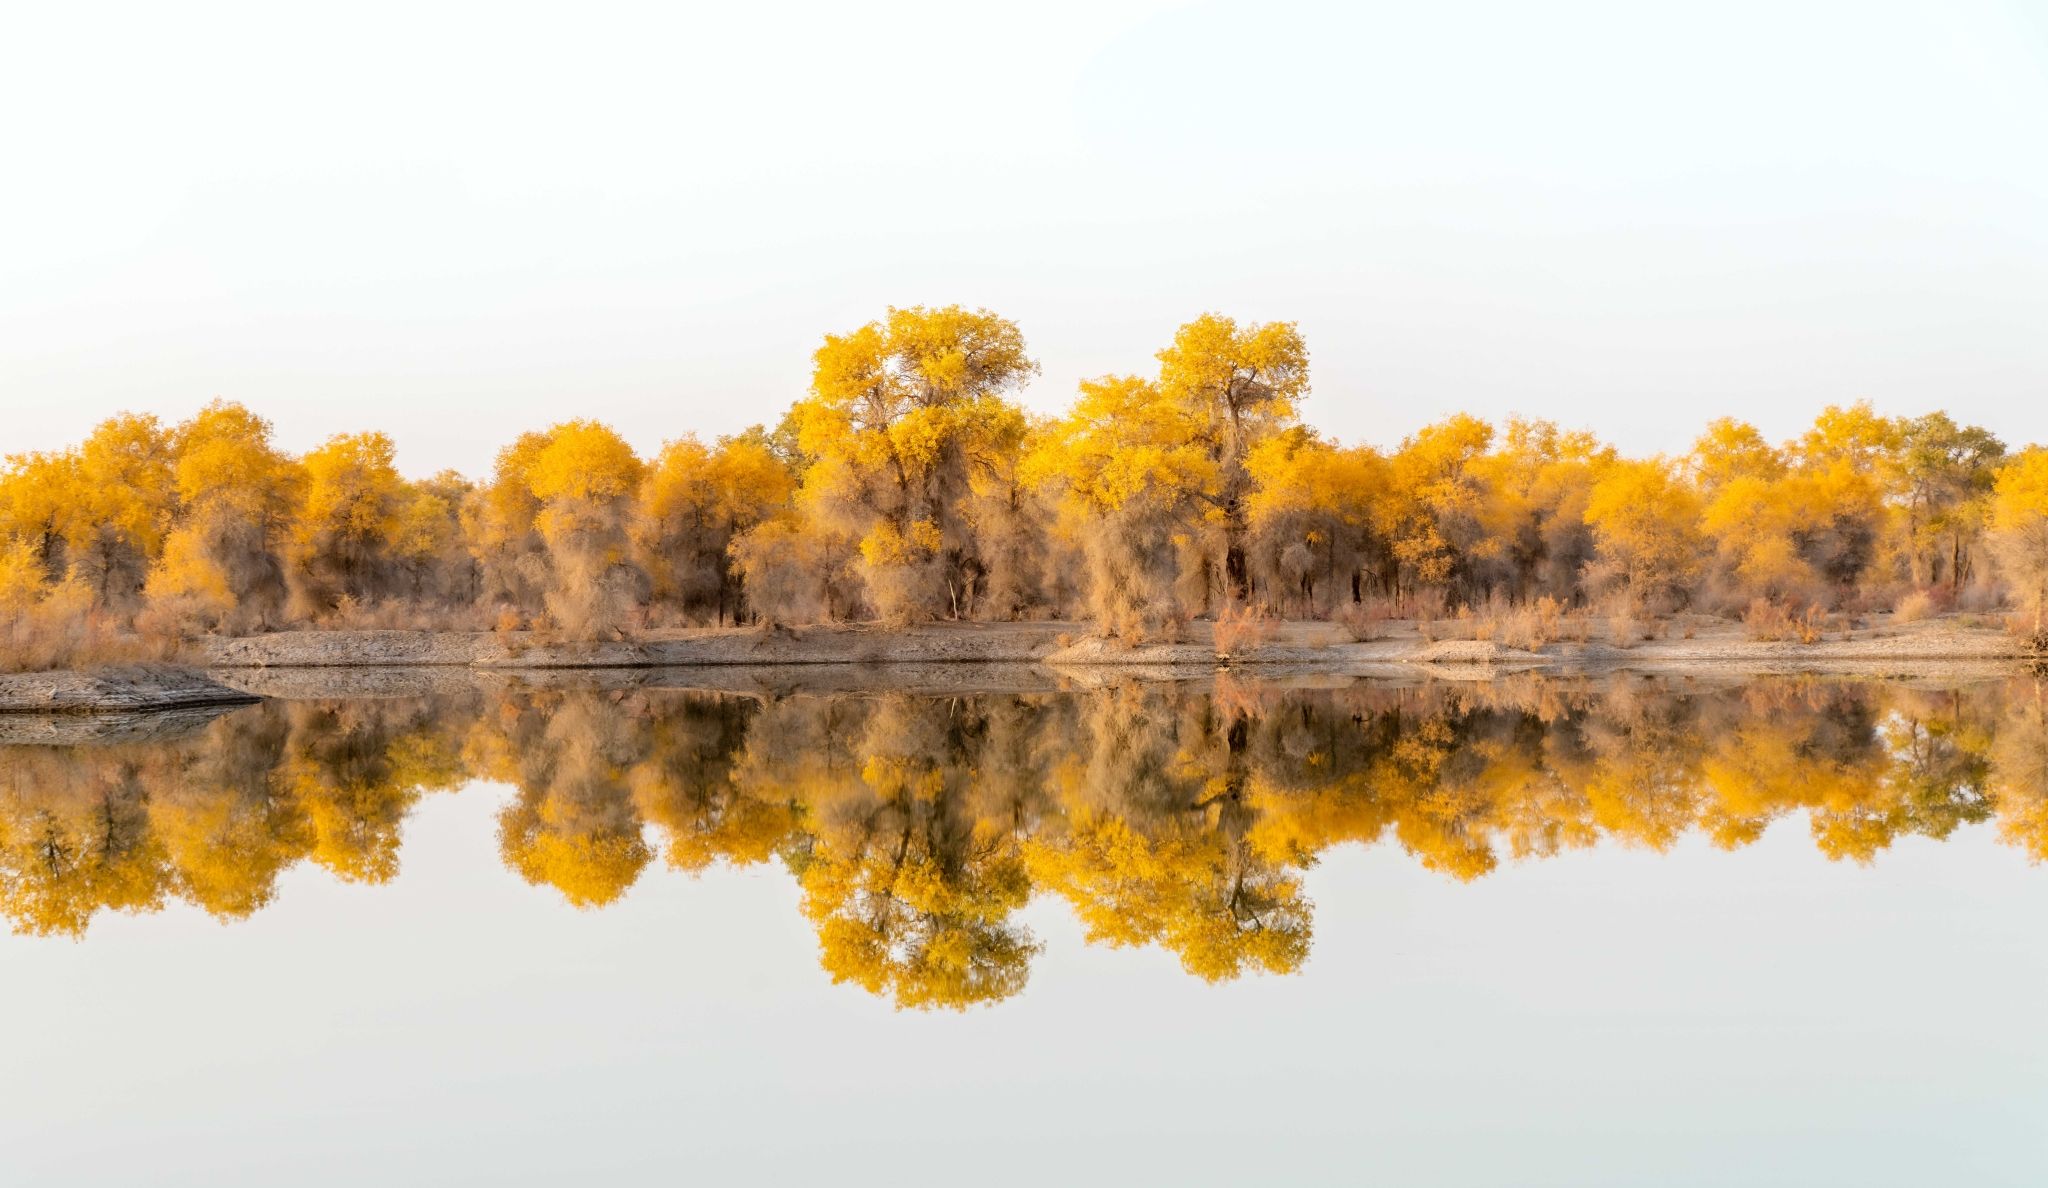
[
  {"left": 3, "top": 616, "right": 2033, "bottom": 712},
  {"left": 191, "top": 615, "right": 2032, "bottom": 671},
  {"left": 0, "top": 666, "right": 262, "bottom": 715}
]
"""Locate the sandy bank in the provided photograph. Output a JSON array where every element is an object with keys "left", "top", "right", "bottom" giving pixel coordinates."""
[
  {"left": 191, "top": 616, "right": 2034, "bottom": 675},
  {"left": 197, "top": 622, "right": 1070, "bottom": 668},
  {"left": 0, "top": 667, "right": 263, "bottom": 715}
]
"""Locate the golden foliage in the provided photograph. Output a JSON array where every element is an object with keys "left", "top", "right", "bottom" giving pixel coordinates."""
[
  {"left": 6, "top": 316, "right": 2048, "bottom": 663},
  {"left": 10, "top": 677, "right": 2048, "bottom": 1009}
]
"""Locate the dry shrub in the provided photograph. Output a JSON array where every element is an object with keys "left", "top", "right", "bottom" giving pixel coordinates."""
[
  {"left": 1473, "top": 595, "right": 1564, "bottom": 651},
  {"left": 0, "top": 583, "right": 183, "bottom": 673},
  {"left": 1744, "top": 599, "right": 1827, "bottom": 644},
  {"left": 131, "top": 593, "right": 214, "bottom": 645},
  {"left": 1743, "top": 599, "right": 1790, "bottom": 641},
  {"left": 1606, "top": 609, "right": 1636, "bottom": 648},
  {"left": 1892, "top": 590, "right": 1939, "bottom": 624},
  {"left": 1336, "top": 598, "right": 1393, "bottom": 642},
  {"left": 1212, "top": 605, "right": 1280, "bottom": 656},
  {"left": 298, "top": 596, "right": 497, "bottom": 632}
]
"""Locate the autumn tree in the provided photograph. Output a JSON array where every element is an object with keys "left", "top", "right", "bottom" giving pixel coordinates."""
[
  {"left": 287, "top": 431, "right": 407, "bottom": 616},
  {"left": 1026, "top": 374, "right": 1219, "bottom": 637},
  {"left": 1990, "top": 449, "right": 2048, "bottom": 644},
  {"left": 66, "top": 414, "right": 179, "bottom": 607},
  {"left": 390, "top": 470, "right": 477, "bottom": 606},
  {"left": 0, "top": 450, "right": 81, "bottom": 594},
  {"left": 1380, "top": 413, "right": 1497, "bottom": 604},
  {"left": 462, "top": 421, "right": 654, "bottom": 639},
  {"left": 144, "top": 400, "right": 301, "bottom": 628},
  {"left": 1788, "top": 402, "right": 1902, "bottom": 594},
  {"left": 1155, "top": 314, "right": 1308, "bottom": 604},
  {"left": 1583, "top": 457, "right": 1704, "bottom": 613},
  {"left": 1243, "top": 429, "right": 1390, "bottom": 614},
  {"left": 1897, "top": 412, "right": 2004, "bottom": 593},
  {"left": 1465, "top": 419, "right": 1612, "bottom": 605},
  {"left": 466, "top": 430, "right": 553, "bottom": 620},
  {"left": 768, "top": 305, "right": 1039, "bottom": 624},
  {"left": 635, "top": 430, "right": 793, "bottom": 624}
]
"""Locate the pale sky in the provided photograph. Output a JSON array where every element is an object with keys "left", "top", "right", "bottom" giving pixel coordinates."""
[{"left": 4, "top": 0, "right": 2046, "bottom": 478}]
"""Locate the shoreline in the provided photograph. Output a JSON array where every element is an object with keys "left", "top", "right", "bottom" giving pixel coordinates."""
[
  {"left": 192, "top": 618, "right": 2034, "bottom": 671},
  {"left": 2, "top": 618, "right": 2035, "bottom": 714},
  {"left": 0, "top": 667, "right": 263, "bottom": 716}
]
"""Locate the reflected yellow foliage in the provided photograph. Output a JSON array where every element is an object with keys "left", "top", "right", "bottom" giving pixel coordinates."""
[{"left": 6, "top": 675, "right": 2048, "bottom": 1010}]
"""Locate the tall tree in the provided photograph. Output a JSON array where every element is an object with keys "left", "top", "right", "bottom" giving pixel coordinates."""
[
  {"left": 1990, "top": 449, "right": 2048, "bottom": 643},
  {"left": 145, "top": 400, "right": 301, "bottom": 627},
  {"left": 781, "top": 305, "right": 1038, "bottom": 623},
  {"left": 288, "top": 431, "right": 406, "bottom": 614},
  {"left": 1154, "top": 314, "right": 1308, "bottom": 603}
]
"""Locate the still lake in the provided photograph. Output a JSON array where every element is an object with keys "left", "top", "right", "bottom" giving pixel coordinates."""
[{"left": 3, "top": 672, "right": 2046, "bottom": 1185}]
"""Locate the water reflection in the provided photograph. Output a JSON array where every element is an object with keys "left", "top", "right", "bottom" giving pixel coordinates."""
[{"left": 5, "top": 675, "right": 2047, "bottom": 1008}]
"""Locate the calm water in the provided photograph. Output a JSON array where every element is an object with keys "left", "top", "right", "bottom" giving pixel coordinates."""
[{"left": 4, "top": 673, "right": 2047, "bottom": 1185}]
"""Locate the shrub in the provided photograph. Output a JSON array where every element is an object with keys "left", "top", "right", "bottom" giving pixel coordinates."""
[
  {"left": 0, "top": 583, "right": 182, "bottom": 673},
  {"left": 1893, "top": 590, "right": 1938, "bottom": 623},
  {"left": 1744, "top": 599, "right": 1826, "bottom": 644},
  {"left": 1335, "top": 598, "right": 1393, "bottom": 642},
  {"left": 1743, "top": 599, "right": 1790, "bottom": 641},
  {"left": 1477, "top": 595, "right": 1564, "bottom": 651},
  {"left": 1213, "top": 605, "right": 1280, "bottom": 656}
]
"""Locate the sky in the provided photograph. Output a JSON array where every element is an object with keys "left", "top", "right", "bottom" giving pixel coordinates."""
[{"left": 3, "top": 0, "right": 2046, "bottom": 478}]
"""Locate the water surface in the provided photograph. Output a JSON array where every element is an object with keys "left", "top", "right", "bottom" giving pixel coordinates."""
[{"left": 4, "top": 673, "right": 2046, "bottom": 1185}]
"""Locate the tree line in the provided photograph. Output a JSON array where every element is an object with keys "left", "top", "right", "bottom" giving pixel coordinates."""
[{"left": 6, "top": 305, "right": 2048, "bottom": 643}]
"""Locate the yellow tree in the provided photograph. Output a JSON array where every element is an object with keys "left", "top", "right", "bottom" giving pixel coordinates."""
[
  {"left": 1688, "top": 417, "right": 1786, "bottom": 495},
  {"left": 466, "top": 431, "right": 553, "bottom": 618},
  {"left": 0, "top": 747, "right": 171, "bottom": 937},
  {"left": 1790, "top": 402, "right": 1903, "bottom": 593},
  {"left": 785, "top": 697, "right": 1041, "bottom": 1010},
  {"left": 390, "top": 470, "right": 475, "bottom": 604},
  {"left": 0, "top": 450, "right": 81, "bottom": 593},
  {"left": 1583, "top": 457, "right": 1704, "bottom": 613},
  {"left": 634, "top": 430, "right": 794, "bottom": 624},
  {"left": 1897, "top": 412, "right": 2004, "bottom": 593},
  {"left": 145, "top": 400, "right": 301, "bottom": 627},
  {"left": 1463, "top": 418, "right": 1613, "bottom": 605},
  {"left": 1990, "top": 449, "right": 2048, "bottom": 642},
  {"left": 66, "top": 414, "right": 179, "bottom": 607},
  {"left": 728, "top": 512, "right": 862, "bottom": 626},
  {"left": 523, "top": 420, "right": 647, "bottom": 638},
  {"left": 1692, "top": 419, "right": 1815, "bottom": 606},
  {"left": 1382, "top": 413, "right": 1496, "bottom": 604},
  {"left": 287, "top": 431, "right": 406, "bottom": 615},
  {"left": 783, "top": 305, "right": 1038, "bottom": 623},
  {"left": 1154, "top": 314, "right": 1308, "bottom": 603},
  {"left": 1243, "top": 430, "right": 1391, "bottom": 613},
  {"left": 1025, "top": 374, "right": 1220, "bottom": 638}
]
